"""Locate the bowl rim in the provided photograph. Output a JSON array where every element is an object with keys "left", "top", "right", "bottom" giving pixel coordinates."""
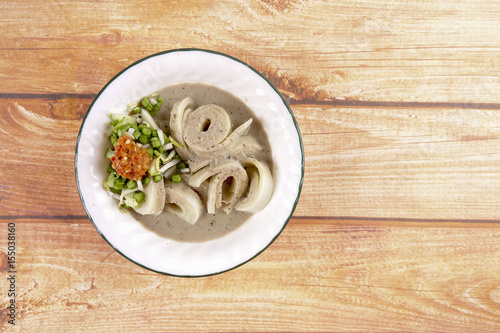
[{"left": 75, "top": 48, "right": 305, "bottom": 277}]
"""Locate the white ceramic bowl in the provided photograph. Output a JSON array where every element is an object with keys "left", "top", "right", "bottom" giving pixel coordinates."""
[{"left": 75, "top": 49, "right": 304, "bottom": 277}]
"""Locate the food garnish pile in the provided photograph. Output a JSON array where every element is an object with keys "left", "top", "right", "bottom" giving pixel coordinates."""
[{"left": 104, "top": 95, "right": 188, "bottom": 211}]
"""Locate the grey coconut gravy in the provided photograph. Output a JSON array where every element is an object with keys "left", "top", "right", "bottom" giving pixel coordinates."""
[{"left": 132, "top": 83, "right": 273, "bottom": 242}]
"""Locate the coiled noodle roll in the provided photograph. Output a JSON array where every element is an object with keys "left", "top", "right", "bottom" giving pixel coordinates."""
[
  {"left": 183, "top": 104, "right": 253, "bottom": 156},
  {"left": 134, "top": 178, "right": 166, "bottom": 216},
  {"left": 189, "top": 160, "right": 248, "bottom": 214}
]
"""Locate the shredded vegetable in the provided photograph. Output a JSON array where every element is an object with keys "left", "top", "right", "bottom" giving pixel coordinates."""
[{"left": 103, "top": 93, "right": 188, "bottom": 213}]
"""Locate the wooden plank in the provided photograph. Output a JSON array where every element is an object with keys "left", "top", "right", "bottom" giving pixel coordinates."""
[
  {"left": 0, "top": 220, "right": 499, "bottom": 332},
  {"left": 0, "top": 0, "right": 500, "bottom": 103},
  {"left": 298, "top": 105, "right": 500, "bottom": 220},
  {"left": 0, "top": 99, "right": 87, "bottom": 217},
  {"left": 1, "top": 98, "right": 500, "bottom": 221}
]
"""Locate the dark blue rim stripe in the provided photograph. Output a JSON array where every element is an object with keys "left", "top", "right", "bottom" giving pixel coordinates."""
[{"left": 74, "top": 48, "right": 305, "bottom": 278}]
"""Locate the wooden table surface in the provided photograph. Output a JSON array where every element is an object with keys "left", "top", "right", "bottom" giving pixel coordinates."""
[{"left": 1, "top": 0, "right": 500, "bottom": 332}]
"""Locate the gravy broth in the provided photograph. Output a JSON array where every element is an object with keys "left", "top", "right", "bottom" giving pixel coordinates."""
[{"left": 133, "top": 83, "right": 273, "bottom": 242}]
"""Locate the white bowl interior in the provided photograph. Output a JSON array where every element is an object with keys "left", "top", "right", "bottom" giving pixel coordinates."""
[{"left": 76, "top": 49, "right": 303, "bottom": 276}]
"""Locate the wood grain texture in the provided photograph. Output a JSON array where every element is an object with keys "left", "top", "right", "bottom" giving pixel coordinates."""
[
  {"left": 298, "top": 105, "right": 500, "bottom": 220},
  {"left": 0, "top": 0, "right": 500, "bottom": 103},
  {"left": 0, "top": 99, "right": 500, "bottom": 221},
  {"left": 0, "top": 99, "right": 87, "bottom": 217},
  {"left": 1, "top": 0, "right": 500, "bottom": 331},
  {"left": 0, "top": 220, "right": 499, "bottom": 332},
  {"left": 1, "top": 98, "right": 500, "bottom": 220}
]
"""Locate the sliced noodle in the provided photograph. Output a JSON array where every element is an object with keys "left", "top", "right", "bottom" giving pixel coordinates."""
[
  {"left": 235, "top": 158, "right": 273, "bottom": 213},
  {"left": 164, "top": 181, "right": 203, "bottom": 225},
  {"left": 169, "top": 97, "right": 195, "bottom": 160},
  {"left": 189, "top": 161, "right": 248, "bottom": 214},
  {"left": 133, "top": 178, "right": 165, "bottom": 215}
]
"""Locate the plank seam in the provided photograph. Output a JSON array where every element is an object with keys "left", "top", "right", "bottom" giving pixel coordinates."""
[
  {"left": 0, "top": 93, "right": 97, "bottom": 100},
  {"left": 1, "top": 93, "right": 500, "bottom": 110},
  {"left": 0, "top": 215, "right": 89, "bottom": 220},
  {"left": 0, "top": 215, "right": 497, "bottom": 223}
]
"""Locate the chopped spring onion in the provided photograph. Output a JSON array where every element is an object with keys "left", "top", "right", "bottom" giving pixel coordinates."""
[
  {"left": 141, "top": 127, "right": 152, "bottom": 137},
  {"left": 141, "top": 97, "right": 151, "bottom": 108},
  {"left": 139, "top": 135, "right": 148, "bottom": 144},
  {"left": 126, "top": 180, "right": 137, "bottom": 190},
  {"left": 176, "top": 161, "right": 186, "bottom": 169},
  {"left": 169, "top": 136, "right": 184, "bottom": 148},
  {"left": 132, "top": 106, "right": 141, "bottom": 114},
  {"left": 113, "top": 178, "right": 126, "bottom": 190},
  {"left": 142, "top": 177, "right": 150, "bottom": 186},
  {"left": 153, "top": 175, "right": 162, "bottom": 183},
  {"left": 180, "top": 168, "right": 190, "bottom": 173},
  {"left": 153, "top": 150, "right": 165, "bottom": 160},
  {"left": 110, "top": 134, "right": 118, "bottom": 147},
  {"left": 128, "top": 127, "right": 135, "bottom": 134},
  {"left": 137, "top": 178, "right": 144, "bottom": 191},
  {"left": 108, "top": 187, "right": 121, "bottom": 194},
  {"left": 133, "top": 191, "right": 145, "bottom": 203},
  {"left": 146, "top": 147, "right": 154, "bottom": 157},
  {"left": 159, "top": 158, "right": 181, "bottom": 173},
  {"left": 172, "top": 174, "right": 181, "bottom": 183},
  {"left": 150, "top": 98, "right": 157, "bottom": 106},
  {"left": 150, "top": 137, "right": 161, "bottom": 148}
]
